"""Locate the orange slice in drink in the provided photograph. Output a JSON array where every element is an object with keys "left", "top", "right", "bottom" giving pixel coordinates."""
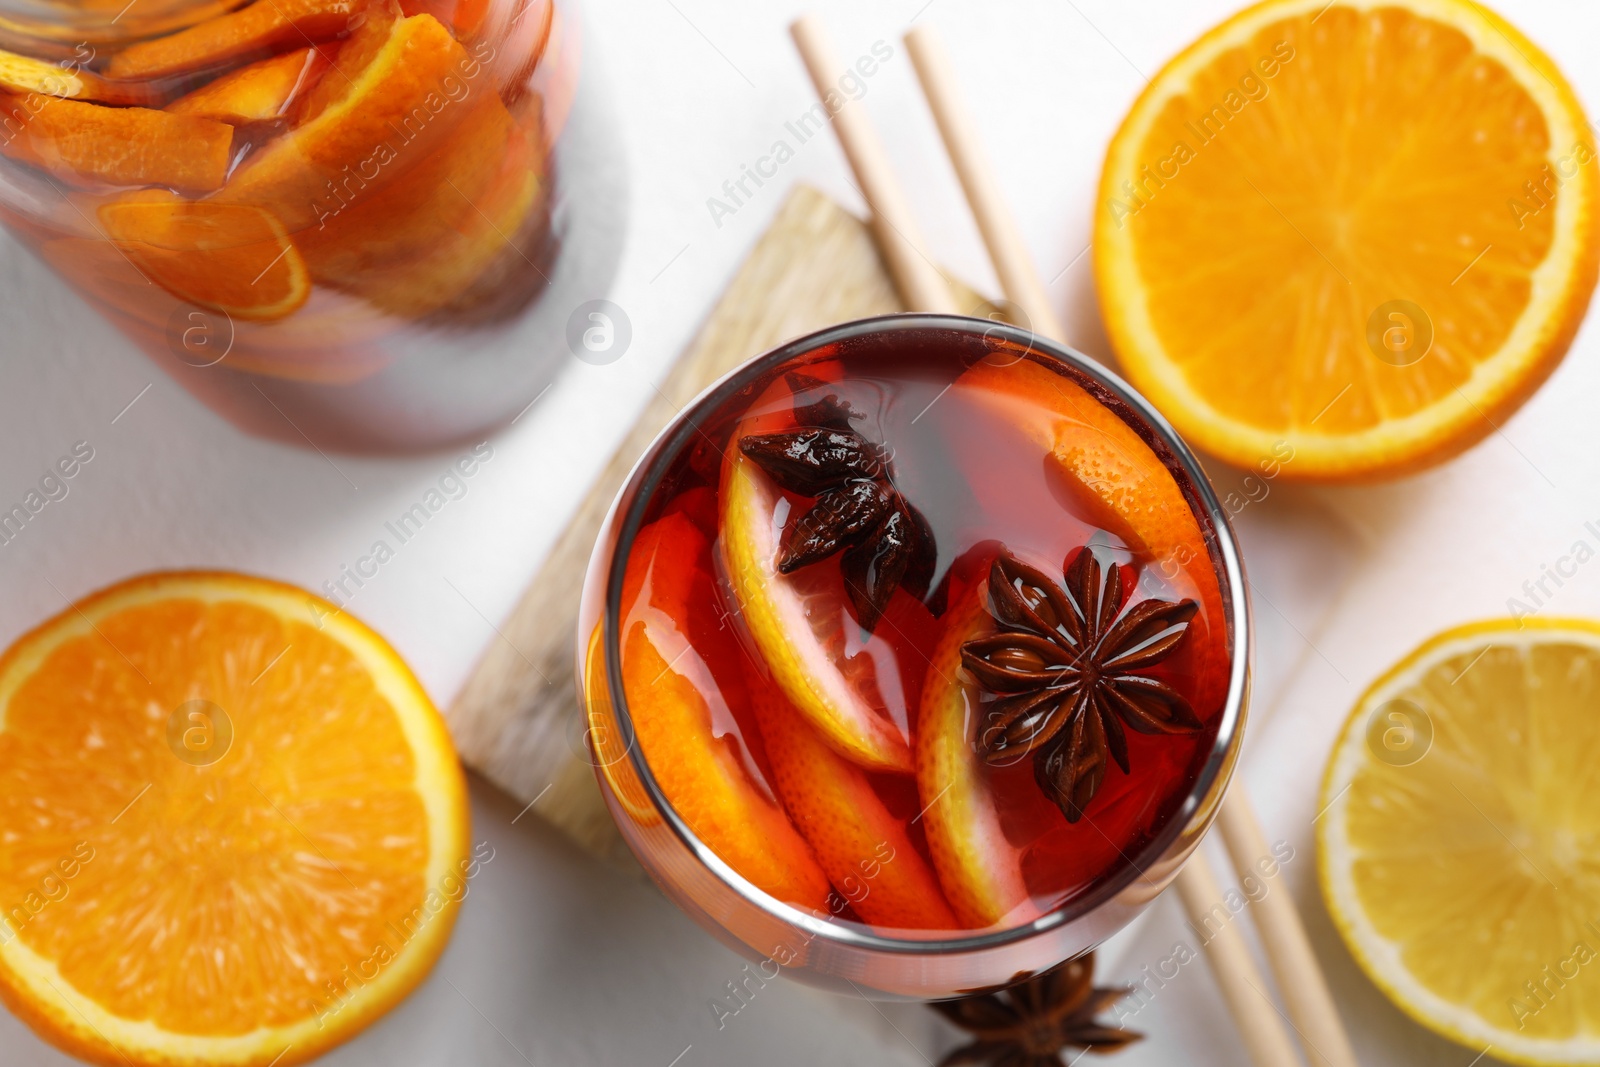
[
  {"left": 1095, "top": 0, "right": 1600, "bottom": 480},
  {"left": 916, "top": 568, "right": 1038, "bottom": 929},
  {"left": 0, "top": 94, "right": 232, "bottom": 192},
  {"left": 721, "top": 444, "right": 916, "bottom": 775},
  {"left": 218, "top": 9, "right": 478, "bottom": 233},
  {"left": 104, "top": 0, "right": 363, "bottom": 79},
  {"left": 752, "top": 679, "right": 957, "bottom": 930},
  {"left": 621, "top": 513, "right": 832, "bottom": 911},
  {"left": 166, "top": 46, "right": 332, "bottom": 125},
  {"left": 0, "top": 571, "right": 470, "bottom": 1067},
  {"left": 954, "top": 356, "right": 1230, "bottom": 715},
  {"left": 100, "top": 191, "right": 311, "bottom": 321}
]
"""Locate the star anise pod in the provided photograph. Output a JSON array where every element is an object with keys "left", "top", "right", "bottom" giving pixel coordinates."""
[
  {"left": 931, "top": 953, "right": 1140, "bottom": 1065},
  {"left": 961, "top": 549, "right": 1200, "bottom": 823},
  {"left": 739, "top": 391, "right": 934, "bottom": 631}
]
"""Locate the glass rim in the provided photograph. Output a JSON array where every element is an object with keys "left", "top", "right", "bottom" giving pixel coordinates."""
[{"left": 600, "top": 312, "right": 1251, "bottom": 958}]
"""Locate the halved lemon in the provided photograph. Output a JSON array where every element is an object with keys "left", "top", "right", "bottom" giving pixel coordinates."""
[
  {"left": 1319, "top": 618, "right": 1600, "bottom": 1065},
  {"left": 0, "top": 572, "right": 470, "bottom": 1067},
  {"left": 1096, "top": 0, "right": 1600, "bottom": 480}
]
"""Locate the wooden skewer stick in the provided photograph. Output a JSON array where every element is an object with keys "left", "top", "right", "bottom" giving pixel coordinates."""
[
  {"left": 1220, "top": 793, "right": 1360, "bottom": 1067},
  {"left": 790, "top": 15, "right": 958, "bottom": 315},
  {"left": 896, "top": 20, "right": 1352, "bottom": 1066},
  {"left": 1174, "top": 850, "right": 1307, "bottom": 1067},
  {"left": 903, "top": 25, "right": 1064, "bottom": 342}
]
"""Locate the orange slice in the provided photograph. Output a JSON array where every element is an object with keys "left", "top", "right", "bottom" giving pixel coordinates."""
[
  {"left": 166, "top": 46, "right": 332, "bottom": 125},
  {"left": 100, "top": 192, "right": 310, "bottom": 321},
  {"left": 1095, "top": 0, "right": 1600, "bottom": 481},
  {"left": 956, "top": 356, "right": 1229, "bottom": 714},
  {"left": 330, "top": 123, "right": 541, "bottom": 318},
  {"left": 400, "top": 0, "right": 492, "bottom": 37},
  {"left": 104, "top": 0, "right": 364, "bottom": 79},
  {"left": 721, "top": 446, "right": 915, "bottom": 775},
  {"left": 217, "top": 9, "right": 479, "bottom": 233},
  {"left": 752, "top": 678, "right": 957, "bottom": 930},
  {"left": 0, "top": 48, "right": 157, "bottom": 106},
  {"left": 621, "top": 513, "right": 832, "bottom": 911},
  {"left": 916, "top": 570, "right": 1038, "bottom": 929},
  {"left": 0, "top": 94, "right": 232, "bottom": 192},
  {"left": 297, "top": 90, "right": 518, "bottom": 283},
  {"left": 0, "top": 571, "right": 470, "bottom": 1067},
  {"left": 582, "top": 623, "right": 657, "bottom": 828}
]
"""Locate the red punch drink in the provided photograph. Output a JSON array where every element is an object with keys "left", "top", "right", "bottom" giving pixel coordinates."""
[{"left": 580, "top": 317, "right": 1245, "bottom": 994}]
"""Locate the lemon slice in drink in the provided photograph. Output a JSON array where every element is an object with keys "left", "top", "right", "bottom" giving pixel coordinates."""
[{"left": 1319, "top": 618, "right": 1600, "bottom": 1065}]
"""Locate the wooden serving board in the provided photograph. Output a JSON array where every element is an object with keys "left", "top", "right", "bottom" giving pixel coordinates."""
[{"left": 446, "top": 184, "right": 984, "bottom": 862}]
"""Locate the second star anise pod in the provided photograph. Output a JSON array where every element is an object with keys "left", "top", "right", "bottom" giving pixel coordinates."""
[
  {"left": 931, "top": 953, "right": 1140, "bottom": 1065},
  {"left": 739, "top": 390, "right": 934, "bottom": 631},
  {"left": 961, "top": 548, "right": 1200, "bottom": 822}
]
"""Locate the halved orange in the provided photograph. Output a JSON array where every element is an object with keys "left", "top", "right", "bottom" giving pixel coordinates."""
[
  {"left": 0, "top": 94, "right": 233, "bottom": 193},
  {"left": 1095, "top": 0, "right": 1600, "bottom": 480},
  {"left": 0, "top": 571, "right": 470, "bottom": 1067},
  {"left": 620, "top": 513, "right": 832, "bottom": 912},
  {"left": 104, "top": 0, "right": 363, "bottom": 79},
  {"left": 217, "top": 9, "right": 479, "bottom": 233},
  {"left": 100, "top": 191, "right": 311, "bottom": 321},
  {"left": 166, "top": 46, "right": 332, "bottom": 125}
]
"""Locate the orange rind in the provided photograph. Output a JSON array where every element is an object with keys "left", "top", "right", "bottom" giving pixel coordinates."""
[
  {"left": 105, "top": 0, "right": 365, "bottom": 79},
  {"left": 166, "top": 46, "right": 332, "bottom": 125},
  {"left": 0, "top": 94, "right": 232, "bottom": 192}
]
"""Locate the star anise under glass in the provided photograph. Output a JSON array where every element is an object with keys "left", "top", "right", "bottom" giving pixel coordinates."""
[
  {"left": 961, "top": 549, "right": 1200, "bottom": 823},
  {"left": 931, "top": 953, "right": 1140, "bottom": 1065},
  {"left": 739, "top": 388, "right": 934, "bottom": 631}
]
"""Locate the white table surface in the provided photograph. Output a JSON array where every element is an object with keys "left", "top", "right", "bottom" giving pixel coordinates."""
[{"left": 4, "top": 1, "right": 1599, "bottom": 1064}]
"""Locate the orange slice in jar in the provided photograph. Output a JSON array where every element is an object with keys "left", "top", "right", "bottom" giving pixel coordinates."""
[
  {"left": 400, "top": 0, "right": 493, "bottom": 38},
  {"left": 104, "top": 0, "right": 365, "bottom": 80},
  {"left": 217, "top": 8, "right": 485, "bottom": 234},
  {"left": 954, "top": 356, "right": 1230, "bottom": 715},
  {"left": 166, "top": 46, "right": 333, "bottom": 125},
  {"left": 916, "top": 567, "right": 1039, "bottom": 929},
  {"left": 0, "top": 571, "right": 470, "bottom": 1067},
  {"left": 297, "top": 89, "right": 517, "bottom": 282},
  {"left": 0, "top": 94, "right": 232, "bottom": 193},
  {"left": 327, "top": 120, "right": 542, "bottom": 317},
  {"left": 100, "top": 191, "right": 311, "bottom": 321},
  {"left": 751, "top": 678, "right": 958, "bottom": 930},
  {"left": 621, "top": 513, "right": 832, "bottom": 912},
  {"left": 0, "top": 48, "right": 158, "bottom": 106}
]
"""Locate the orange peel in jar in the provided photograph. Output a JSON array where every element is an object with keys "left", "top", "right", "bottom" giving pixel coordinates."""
[
  {"left": 166, "top": 46, "right": 333, "bottom": 125},
  {"left": 0, "top": 94, "right": 232, "bottom": 193},
  {"left": 0, "top": 48, "right": 158, "bottom": 106},
  {"left": 104, "top": 0, "right": 365, "bottom": 79},
  {"left": 216, "top": 9, "right": 488, "bottom": 234}
]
